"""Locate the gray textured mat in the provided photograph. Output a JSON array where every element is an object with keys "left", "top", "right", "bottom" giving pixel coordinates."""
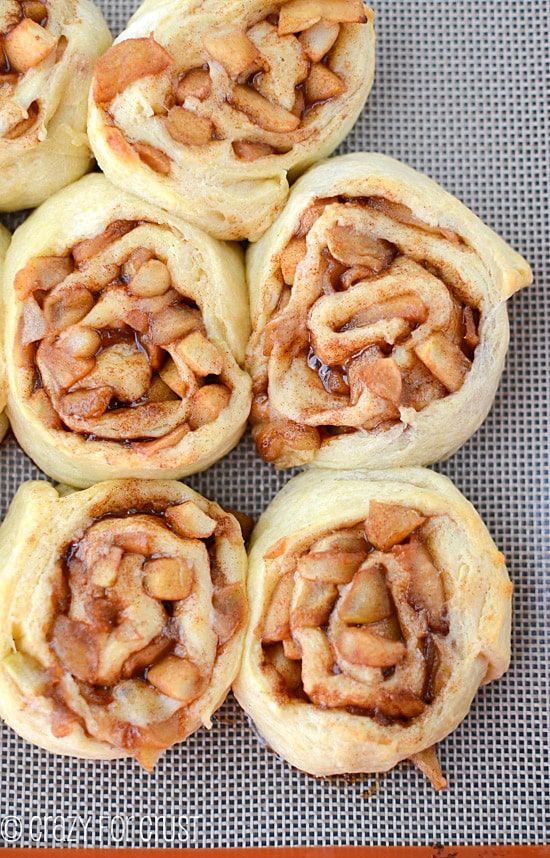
[{"left": 0, "top": 0, "right": 548, "bottom": 848}]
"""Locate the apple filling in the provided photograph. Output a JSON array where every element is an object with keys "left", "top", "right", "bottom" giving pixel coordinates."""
[
  {"left": 3, "top": 501, "right": 245, "bottom": 768},
  {"left": 249, "top": 195, "right": 481, "bottom": 467},
  {"left": 261, "top": 501, "right": 450, "bottom": 722},
  {"left": 15, "top": 221, "right": 234, "bottom": 448},
  {"left": 0, "top": 1, "right": 64, "bottom": 140},
  {"left": 92, "top": 0, "right": 374, "bottom": 173}
]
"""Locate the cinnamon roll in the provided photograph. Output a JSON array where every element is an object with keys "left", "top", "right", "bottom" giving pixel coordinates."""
[
  {"left": 247, "top": 153, "right": 532, "bottom": 469},
  {"left": 234, "top": 467, "right": 512, "bottom": 787},
  {"left": 0, "top": 0, "right": 111, "bottom": 211},
  {"left": 3, "top": 173, "right": 252, "bottom": 487},
  {"left": 0, "top": 224, "right": 10, "bottom": 439},
  {"left": 87, "top": 0, "right": 375, "bottom": 240},
  {"left": 0, "top": 478, "right": 247, "bottom": 768}
]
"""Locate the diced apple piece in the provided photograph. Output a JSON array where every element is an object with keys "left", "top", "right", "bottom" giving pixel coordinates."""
[
  {"left": 299, "top": 20, "right": 339, "bottom": 61},
  {"left": 165, "top": 500, "right": 217, "bottom": 539},
  {"left": 279, "top": 0, "right": 324, "bottom": 35},
  {"left": 121, "top": 637, "right": 173, "bottom": 679},
  {"left": 232, "top": 140, "right": 276, "bottom": 161},
  {"left": 149, "top": 306, "right": 200, "bottom": 346},
  {"left": 1, "top": 651, "right": 49, "bottom": 696},
  {"left": 361, "top": 357, "right": 403, "bottom": 406},
  {"left": 297, "top": 546, "right": 364, "bottom": 584},
  {"left": 21, "top": 296, "right": 47, "bottom": 344},
  {"left": 369, "top": 615, "right": 402, "bottom": 641},
  {"left": 462, "top": 305, "right": 480, "bottom": 350},
  {"left": 60, "top": 326, "right": 101, "bottom": 359},
  {"left": 122, "top": 247, "right": 154, "bottom": 281},
  {"left": 4, "top": 18, "right": 57, "bottom": 73},
  {"left": 393, "top": 540, "right": 449, "bottom": 634},
  {"left": 339, "top": 563, "right": 393, "bottom": 624},
  {"left": 91, "top": 344, "right": 151, "bottom": 402},
  {"left": 291, "top": 579, "right": 337, "bottom": 628},
  {"left": 144, "top": 557, "right": 193, "bottom": 600},
  {"left": 265, "top": 642, "right": 302, "bottom": 690},
  {"left": 365, "top": 501, "right": 426, "bottom": 551},
  {"left": 165, "top": 106, "right": 214, "bottom": 146},
  {"left": 147, "top": 655, "right": 203, "bottom": 703},
  {"left": 379, "top": 688, "right": 425, "bottom": 719},
  {"left": 92, "top": 548, "right": 122, "bottom": 587},
  {"left": 175, "top": 68, "right": 211, "bottom": 102},
  {"left": 15, "top": 255, "right": 73, "bottom": 298},
  {"left": 335, "top": 626, "right": 406, "bottom": 668},
  {"left": 93, "top": 36, "right": 173, "bottom": 105},
  {"left": 176, "top": 330, "right": 223, "bottom": 376},
  {"left": 305, "top": 62, "right": 344, "bottom": 103},
  {"left": 414, "top": 332, "right": 471, "bottom": 393},
  {"left": 158, "top": 358, "right": 186, "bottom": 398},
  {"left": 51, "top": 616, "right": 99, "bottom": 683},
  {"left": 292, "top": 87, "right": 305, "bottom": 117},
  {"left": 280, "top": 236, "right": 307, "bottom": 285},
  {"left": 188, "top": 384, "right": 230, "bottom": 429},
  {"left": 134, "top": 142, "right": 171, "bottom": 175},
  {"left": 204, "top": 28, "right": 266, "bottom": 79},
  {"left": 129, "top": 259, "right": 171, "bottom": 297},
  {"left": 61, "top": 386, "right": 112, "bottom": 419},
  {"left": 279, "top": 0, "right": 368, "bottom": 36},
  {"left": 73, "top": 220, "right": 136, "bottom": 267},
  {"left": 212, "top": 583, "right": 246, "bottom": 645},
  {"left": 228, "top": 85, "right": 300, "bottom": 133},
  {"left": 327, "top": 223, "right": 395, "bottom": 271},
  {"left": 282, "top": 637, "right": 302, "bottom": 660},
  {"left": 262, "top": 572, "right": 294, "bottom": 642},
  {"left": 43, "top": 285, "right": 94, "bottom": 331}
]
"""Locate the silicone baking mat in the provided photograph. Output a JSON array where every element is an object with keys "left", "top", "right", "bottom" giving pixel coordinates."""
[{"left": 0, "top": 0, "right": 548, "bottom": 849}]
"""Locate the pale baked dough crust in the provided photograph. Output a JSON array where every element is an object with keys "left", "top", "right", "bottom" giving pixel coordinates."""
[
  {"left": 3, "top": 173, "right": 252, "bottom": 486},
  {"left": 0, "top": 226, "right": 10, "bottom": 440},
  {"left": 246, "top": 152, "right": 533, "bottom": 469},
  {"left": 0, "top": 478, "right": 247, "bottom": 763},
  {"left": 87, "top": 0, "right": 375, "bottom": 240},
  {"left": 234, "top": 467, "right": 512, "bottom": 778},
  {"left": 0, "top": 0, "right": 111, "bottom": 212}
]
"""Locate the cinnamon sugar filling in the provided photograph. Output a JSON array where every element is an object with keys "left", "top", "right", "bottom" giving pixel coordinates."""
[
  {"left": 15, "top": 220, "right": 234, "bottom": 448},
  {"left": 260, "top": 501, "right": 451, "bottom": 723},
  {"left": 250, "top": 195, "right": 481, "bottom": 466}
]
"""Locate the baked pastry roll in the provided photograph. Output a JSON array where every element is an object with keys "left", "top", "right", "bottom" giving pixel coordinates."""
[
  {"left": 87, "top": 0, "right": 375, "bottom": 240},
  {"left": 234, "top": 467, "right": 511, "bottom": 787},
  {"left": 3, "top": 173, "right": 252, "bottom": 487},
  {"left": 0, "top": 225, "right": 10, "bottom": 439},
  {"left": 247, "top": 153, "right": 532, "bottom": 469},
  {"left": 0, "top": 0, "right": 111, "bottom": 211},
  {"left": 0, "top": 478, "right": 247, "bottom": 768}
]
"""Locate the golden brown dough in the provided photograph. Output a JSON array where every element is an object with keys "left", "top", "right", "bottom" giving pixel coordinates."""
[
  {"left": 3, "top": 173, "right": 252, "bottom": 486},
  {"left": 234, "top": 467, "right": 512, "bottom": 787},
  {"left": 247, "top": 153, "right": 532, "bottom": 469},
  {"left": 0, "top": 478, "right": 247, "bottom": 768},
  {"left": 87, "top": 0, "right": 375, "bottom": 240},
  {"left": 0, "top": 0, "right": 111, "bottom": 211}
]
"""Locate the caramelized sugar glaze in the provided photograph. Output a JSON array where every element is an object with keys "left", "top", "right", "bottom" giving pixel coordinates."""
[
  {"left": 260, "top": 501, "right": 450, "bottom": 722},
  {"left": 249, "top": 195, "right": 481, "bottom": 467}
]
